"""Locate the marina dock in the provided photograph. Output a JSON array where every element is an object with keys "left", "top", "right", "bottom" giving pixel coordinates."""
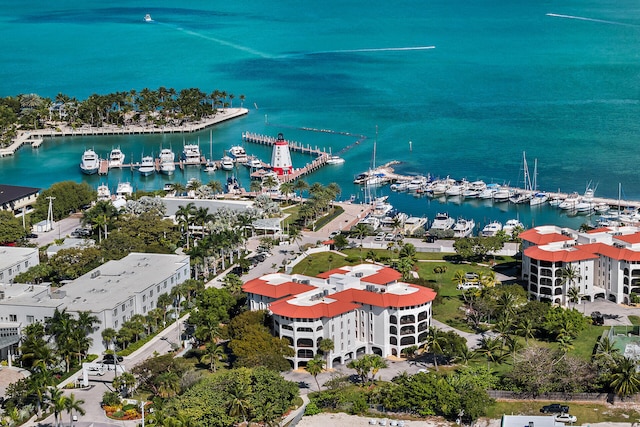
[{"left": 0, "top": 108, "right": 248, "bottom": 157}]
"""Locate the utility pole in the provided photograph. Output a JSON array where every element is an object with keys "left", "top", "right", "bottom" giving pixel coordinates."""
[{"left": 46, "top": 196, "right": 55, "bottom": 232}]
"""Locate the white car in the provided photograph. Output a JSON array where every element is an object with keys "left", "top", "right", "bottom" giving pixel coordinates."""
[
  {"left": 375, "top": 232, "right": 386, "bottom": 241},
  {"left": 555, "top": 413, "right": 577, "bottom": 424},
  {"left": 457, "top": 282, "right": 480, "bottom": 290}
]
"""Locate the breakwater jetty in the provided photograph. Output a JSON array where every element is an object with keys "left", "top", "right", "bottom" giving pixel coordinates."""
[{"left": 0, "top": 108, "right": 249, "bottom": 157}]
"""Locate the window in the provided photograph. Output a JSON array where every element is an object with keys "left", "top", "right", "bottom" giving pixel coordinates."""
[
  {"left": 122, "top": 304, "right": 125, "bottom": 311},
  {"left": 143, "top": 295, "right": 146, "bottom": 302},
  {"left": 9, "top": 315, "right": 16, "bottom": 322},
  {"left": 114, "top": 320, "right": 118, "bottom": 328},
  {"left": 150, "top": 290, "right": 154, "bottom": 297},
  {"left": 143, "top": 306, "right": 147, "bottom": 313},
  {"left": 157, "top": 285, "right": 160, "bottom": 293},
  {"left": 25, "top": 261, "right": 29, "bottom": 268},
  {"left": 113, "top": 308, "right": 118, "bottom": 316},
  {"left": 26, "top": 315, "right": 34, "bottom": 323}
]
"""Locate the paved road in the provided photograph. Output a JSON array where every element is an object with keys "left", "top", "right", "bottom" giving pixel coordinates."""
[{"left": 31, "top": 213, "right": 83, "bottom": 246}]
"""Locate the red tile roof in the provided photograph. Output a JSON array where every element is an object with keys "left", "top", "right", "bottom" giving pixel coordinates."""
[
  {"left": 365, "top": 267, "right": 402, "bottom": 285},
  {"left": 335, "top": 285, "right": 437, "bottom": 308},
  {"left": 524, "top": 246, "right": 599, "bottom": 263},
  {"left": 269, "top": 296, "right": 361, "bottom": 318},
  {"left": 615, "top": 232, "right": 640, "bottom": 245},
  {"left": 317, "top": 267, "right": 350, "bottom": 279},
  {"left": 520, "top": 228, "right": 573, "bottom": 245},
  {"left": 242, "top": 278, "right": 315, "bottom": 299},
  {"left": 589, "top": 243, "right": 640, "bottom": 262}
]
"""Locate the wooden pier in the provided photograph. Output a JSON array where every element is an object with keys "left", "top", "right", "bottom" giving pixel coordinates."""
[{"left": 98, "top": 160, "right": 109, "bottom": 175}]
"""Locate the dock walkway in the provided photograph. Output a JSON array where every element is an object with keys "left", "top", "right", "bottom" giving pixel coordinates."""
[{"left": 0, "top": 108, "right": 249, "bottom": 157}]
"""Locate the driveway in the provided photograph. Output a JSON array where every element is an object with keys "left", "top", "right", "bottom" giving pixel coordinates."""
[{"left": 31, "top": 213, "right": 83, "bottom": 246}]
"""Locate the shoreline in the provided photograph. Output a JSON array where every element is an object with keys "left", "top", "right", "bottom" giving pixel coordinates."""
[{"left": 0, "top": 108, "right": 249, "bottom": 157}]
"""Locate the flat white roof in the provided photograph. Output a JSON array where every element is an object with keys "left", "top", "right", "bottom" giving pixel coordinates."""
[{"left": 0, "top": 247, "right": 37, "bottom": 269}]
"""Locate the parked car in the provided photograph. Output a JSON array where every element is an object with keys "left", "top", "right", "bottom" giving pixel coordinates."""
[
  {"left": 555, "top": 413, "right": 577, "bottom": 423},
  {"left": 102, "top": 354, "right": 123, "bottom": 364},
  {"left": 374, "top": 232, "right": 386, "bottom": 241},
  {"left": 540, "top": 403, "right": 569, "bottom": 414},
  {"left": 457, "top": 283, "right": 480, "bottom": 290}
]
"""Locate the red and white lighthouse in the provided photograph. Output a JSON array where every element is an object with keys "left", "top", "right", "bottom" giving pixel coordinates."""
[{"left": 271, "top": 133, "right": 293, "bottom": 175}]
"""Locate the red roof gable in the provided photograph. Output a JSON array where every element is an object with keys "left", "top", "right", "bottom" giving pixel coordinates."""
[
  {"left": 615, "top": 232, "right": 640, "bottom": 245},
  {"left": 520, "top": 228, "right": 573, "bottom": 245},
  {"left": 317, "top": 267, "right": 350, "bottom": 279},
  {"left": 589, "top": 243, "right": 640, "bottom": 262},
  {"left": 242, "top": 278, "right": 315, "bottom": 299},
  {"left": 365, "top": 267, "right": 402, "bottom": 285},
  {"left": 269, "top": 296, "right": 361, "bottom": 318},
  {"left": 335, "top": 285, "right": 436, "bottom": 308},
  {"left": 523, "top": 246, "right": 599, "bottom": 263}
]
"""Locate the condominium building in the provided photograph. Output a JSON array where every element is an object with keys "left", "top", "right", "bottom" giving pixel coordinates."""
[
  {"left": 0, "top": 252, "right": 190, "bottom": 357},
  {"left": 521, "top": 225, "right": 640, "bottom": 305},
  {"left": 242, "top": 264, "right": 436, "bottom": 369},
  {"left": 0, "top": 247, "right": 39, "bottom": 284},
  {"left": 0, "top": 184, "right": 40, "bottom": 216}
]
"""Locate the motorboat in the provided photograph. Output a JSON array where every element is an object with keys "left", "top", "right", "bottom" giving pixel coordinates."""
[
  {"left": 181, "top": 144, "right": 201, "bottom": 165},
  {"left": 390, "top": 180, "right": 410, "bottom": 192},
  {"left": 138, "top": 155, "right": 155, "bottom": 176},
  {"left": 371, "top": 197, "right": 394, "bottom": 218},
  {"left": 159, "top": 148, "right": 175, "bottom": 175},
  {"left": 492, "top": 188, "right": 513, "bottom": 202},
  {"left": 406, "top": 177, "right": 427, "bottom": 192},
  {"left": 97, "top": 184, "right": 111, "bottom": 201},
  {"left": 116, "top": 182, "right": 133, "bottom": 199},
  {"left": 549, "top": 196, "right": 563, "bottom": 207},
  {"left": 594, "top": 203, "right": 610, "bottom": 213},
  {"left": 144, "top": 14, "right": 153, "bottom": 22},
  {"left": 462, "top": 180, "right": 486, "bottom": 198},
  {"left": 445, "top": 180, "right": 468, "bottom": 197},
  {"left": 228, "top": 146, "right": 248, "bottom": 163},
  {"left": 530, "top": 192, "right": 549, "bottom": 206},
  {"left": 452, "top": 218, "right": 475, "bottom": 238},
  {"left": 558, "top": 192, "right": 581, "bottom": 210},
  {"left": 429, "top": 178, "right": 455, "bottom": 195},
  {"left": 430, "top": 212, "right": 455, "bottom": 232},
  {"left": 226, "top": 176, "right": 240, "bottom": 193},
  {"left": 478, "top": 183, "right": 500, "bottom": 199},
  {"left": 108, "top": 147, "right": 125, "bottom": 168},
  {"left": 358, "top": 216, "right": 380, "bottom": 231},
  {"left": 574, "top": 187, "right": 595, "bottom": 212},
  {"left": 480, "top": 221, "right": 503, "bottom": 237},
  {"left": 326, "top": 155, "right": 345, "bottom": 165},
  {"left": 503, "top": 219, "right": 524, "bottom": 236},
  {"left": 509, "top": 191, "right": 531, "bottom": 204},
  {"left": 80, "top": 149, "right": 100, "bottom": 175},
  {"left": 204, "top": 160, "right": 217, "bottom": 172},
  {"left": 220, "top": 155, "right": 234, "bottom": 171},
  {"left": 245, "top": 157, "right": 263, "bottom": 169}
]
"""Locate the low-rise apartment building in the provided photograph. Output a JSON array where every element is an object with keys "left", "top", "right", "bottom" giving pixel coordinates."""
[
  {"left": 243, "top": 264, "right": 436, "bottom": 369},
  {"left": 521, "top": 225, "right": 640, "bottom": 305}
]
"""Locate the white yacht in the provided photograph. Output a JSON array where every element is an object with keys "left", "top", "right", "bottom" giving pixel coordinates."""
[
  {"left": 406, "top": 177, "right": 427, "bottom": 192},
  {"left": 80, "top": 149, "right": 100, "bottom": 175},
  {"left": 159, "top": 148, "right": 175, "bottom": 175},
  {"left": 228, "top": 146, "right": 248, "bottom": 163},
  {"left": 144, "top": 14, "right": 153, "bottom": 22},
  {"left": 108, "top": 148, "right": 125, "bottom": 168},
  {"left": 509, "top": 190, "right": 531, "bottom": 204},
  {"left": 445, "top": 180, "right": 468, "bottom": 197},
  {"left": 478, "top": 183, "right": 500, "bottom": 199},
  {"left": 574, "top": 187, "right": 595, "bottom": 212},
  {"left": 371, "top": 197, "right": 394, "bottom": 218},
  {"left": 204, "top": 160, "right": 217, "bottom": 172},
  {"left": 245, "top": 157, "right": 263, "bottom": 169},
  {"left": 181, "top": 144, "right": 201, "bottom": 165},
  {"left": 429, "top": 178, "right": 455, "bottom": 195},
  {"left": 480, "top": 221, "right": 503, "bottom": 237},
  {"left": 493, "top": 188, "right": 513, "bottom": 202},
  {"left": 430, "top": 212, "right": 455, "bottom": 232},
  {"left": 462, "top": 181, "right": 486, "bottom": 198},
  {"left": 530, "top": 192, "right": 549, "bottom": 206},
  {"left": 97, "top": 184, "right": 111, "bottom": 201},
  {"left": 220, "top": 155, "right": 234, "bottom": 171},
  {"left": 452, "top": 218, "right": 475, "bottom": 238},
  {"left": 326, "top": 155, "right": 345, "bottom": 165},
  {"left": 503, "top": 219, "right": 524, "bottom": 236},
  {"left": 558, "top": 192, "right": 581, "bottom": 210},
  {"left": 116, "top": 182, "right": 133, "bottom": 199},
  {"left": 138, "top": 155, "right": 155, "bottom": 176}
]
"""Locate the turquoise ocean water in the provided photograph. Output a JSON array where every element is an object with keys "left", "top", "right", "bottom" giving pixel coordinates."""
[{"left": 1, "top": 0, "right": 640, "bottom": 230}]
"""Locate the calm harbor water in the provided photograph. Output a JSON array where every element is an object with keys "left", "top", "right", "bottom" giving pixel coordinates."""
[{"left": 1, "top": 0, "right": 639, "bottom": 230}]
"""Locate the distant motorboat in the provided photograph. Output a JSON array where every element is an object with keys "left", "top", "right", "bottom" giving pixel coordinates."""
[
  {"left": 481, "top": 221, "right": 503, "bottom": 237},
  {"left": 530, "top": 192, "right": 549, "bottom": 206},
  {"left": 144, "top": 14, "right": 153, "bottom": 22},
  {"left": 228, "top": 146, "right": 248, "bottom": 163},
  {"left": 503, "top": 219, "right": 524, "bottom": 236},
  {"left": 453, "top": 218, "right": 475, "bottom": 238},
  {"left": 326, "top": 155, "right": 345, "bottom": 165},
  {"left": 558, "top": 192, "right": 581, "bottom": 210},
  {"left": 97, "top": 184, "right": 111, "bottom": 201},
  {"left": 204, "top": 160, "right": 217, "bottom": 172},
  {"left": 116, "top": 182, "right": 133, "bottom": 199},
  {"left": 478, "top": 183, "right": 500, "bottom": 199},
  {"left": 574, "top": 187, "right": 596, "bottom": 212},
  {"left": 108, "top": 147, "right": 125, "bottom": 168},
  {"left": 245, "top": 157, "right": 263, "bottom": 169},
  {"left": 430, "top": 212, "right": 455, "bottom": 232},
  {"left": 181, "top": 144, "right": 201, "bottom": 165},
  {"left": 159, "top": 148, "right": 176, "bottom": 175},
  {"left": 492, "top": 188, "right": 513, "bottom": 202},
  {"left": 138, "top": 155, "right": 155, "bottom": 176},
  {"left": 220, "top": 155, "right": 234, "bottom": 171},
  {"left": 80, "top": 149, "right": 100, "bottom": 175}
]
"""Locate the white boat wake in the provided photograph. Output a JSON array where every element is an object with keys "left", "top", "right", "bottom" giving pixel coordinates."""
[
  {"left": 546, "top": 13, "right": 639, "bottom": 28},
  {"left": 154, "top": 21, "right": 273, "bottom": 58},
  {"left": 298, "top": 45, "right": 436, "bottom": 56}
]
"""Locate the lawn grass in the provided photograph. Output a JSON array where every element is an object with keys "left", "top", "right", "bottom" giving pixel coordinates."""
[
  {"left": 572, "top": 324, "right": 607, "bottom": 359},
  {"left": 485, "top": 400, "right": 640, "bottom": 424},
  {"left": 629, "top": 315, "right": 640, "bottom": 325},
  {"left": 290, "top": 252, "right": 355, "bottom": 276}
]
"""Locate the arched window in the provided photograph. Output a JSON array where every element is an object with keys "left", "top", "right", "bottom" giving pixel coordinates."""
[
  {"left": 418, "top": 311, "right": 428, "bottom": 321},
  {"left": 389, "top": 326, "right": 397, "bottom": 335},
  {"left": 400, "top": 336, "right": 415, "bottom": 346},
  {"left": 400, "top": 325, "right": 415, "bottom": 335},
  {"left": 389, "top": 315, "right": 397, "bottom": 324},
  {"left": 400, "top": 315, "right": 415, "bottom": 325},
  {"left": 297, "top": 349, "right": 314, "bottom": 358},
  {"left": 390, "top": 337, "right": 397, "bottom": 345},
  {"left": 297, "top": 338, "right": 313, "bottom": 348}
]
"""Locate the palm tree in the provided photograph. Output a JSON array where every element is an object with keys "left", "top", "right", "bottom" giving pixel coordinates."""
[
  {"left": 47, "top": 387, "right": 66, "bottom": 427},
  {"left": 200, "top": 342, "right": 226, "bottom": 372},
  {"left": 175, "top": 202, "right": 196, "bottom": 249},
  {"left": 306, "top": 357, "right": 325, "bottom": 391},
  {"left": 351, "top": 223, "right": 370, "bottom": 259},
  {"left": 568, "top": 286, "right": 581, "bottom": 309},
  {"left": 515, "top": 318, "right": 536, "bottom": 344},
  {"left": 207, "top": 180, "right": 223, "bottom": 197},
  {"left": 367, "top": 355, "right": 387, "bottom": 382},
  {"left": 318, "top": 338, "right": 334, "bottom": 368},
  {"left": 249, "top": 180, "right": 262, "bottom": 194},
  {"left": 293, "top": 179, "right": 309, "bottom": 200},
  {"left": 279, "top": 181, "right": 295, "bottom": 204},
  {"left": 64, "top": 393, "right": 85, "bottom": 426},
  {"left": 453, "top": 270, "right": 466, "bottom": 287},
  {"left": 560, "top": 264, "right": 580, "bottom": 306},
  {"left": 423, "top": 327, "right": 444, "bottom": 371},
  {"left": 113, "top": 372, "right": 136, "bottom": 397},
  {"left": 227, "top": 382, "right": 250, "bottom": 423},
  {"left": 596, "top": 336, "right": 621, "bottom": 366},
  {"left": 477, "top": 336, "right": 505, "bottom": 370},
  {"left": 611, "top": 357, "right": 640, "bottom": 399}
]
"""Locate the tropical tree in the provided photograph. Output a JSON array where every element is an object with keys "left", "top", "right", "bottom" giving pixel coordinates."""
[
  {"left": 201, "top": 342, "right": 226, "bottom": 372},
  {"left": 560, "top": 264, "right": 580, "bottom": 306},
  {"left": 175, "top": 202, "right": 196, "bottom": 249},
  {"left": 47, "top": 387, "right": 66, "bottom": 427},
  {"left": 351, "top": 223, "right": 370, "bottom": 259},
  {"left": 423, "top": 327, "right": 444, "bottom": 371},
  {"left": 306, "top": 357, "right": 325, "bottom": 391},
  {"left": 318, "top": 338, "right": 334, "bottom": 367},
  {"left": 610, "top": 357, "right": 640, "bottom": 399},
  {"left": 64, "top": 393, "right": 86, "bottom": 426},
  {"left": 113, "top": 372, "right": 137, "bottom": 397},
  {"left": 477, "top": 336, "right": 505, "bottom": 370}
]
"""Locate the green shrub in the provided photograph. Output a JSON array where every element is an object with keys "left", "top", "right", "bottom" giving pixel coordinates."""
[
  {"left": 304, "top": 402, "right": 321, "bottom": 416},
  {"left": 102, "top": 391, "right": 121, "bottom": 407},
  {"left": 122, "top": 404, "right": 137, "bottom": 412},
  {"left": 112, "top": 411, "right": 124, "bottom": 418}
]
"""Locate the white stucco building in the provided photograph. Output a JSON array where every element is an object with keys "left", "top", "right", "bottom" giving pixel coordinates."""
[
  {"left": 0, "top": 247, "right": 39, "bottom": 284},
  {"left": 521, "top": 225, "right": 640, "bottom": 305},
  {"left": 0, "top": 252, "right": 190, "bottom": 357},
  {"left": 243, "top": 264, "right": 436, "bottom": 369}
]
